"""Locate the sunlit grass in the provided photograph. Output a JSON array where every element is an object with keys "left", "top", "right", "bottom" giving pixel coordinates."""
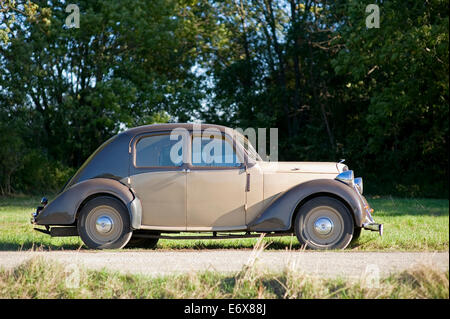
[
  {"left": 0, "top": 195, "right": 448, "bottom": 251},
  {"left": 0, "top": 195, "right": 82, "bottom": 250}
]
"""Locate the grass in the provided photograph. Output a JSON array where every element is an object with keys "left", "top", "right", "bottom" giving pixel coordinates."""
[
  {"left": 0, "top": 256, "right": 448, "bottom": 298},
  {"left": 0, "top": 195, "right": 448, "bottom": 251}
]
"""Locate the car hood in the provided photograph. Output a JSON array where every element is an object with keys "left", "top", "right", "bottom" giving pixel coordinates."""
[{"left": 258, "top": 161, "right": 345, "bottom": 174}]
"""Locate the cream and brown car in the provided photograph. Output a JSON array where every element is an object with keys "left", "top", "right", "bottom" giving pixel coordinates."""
[{"left": 32, "top": 123, "right": 382, "bottom": 250}]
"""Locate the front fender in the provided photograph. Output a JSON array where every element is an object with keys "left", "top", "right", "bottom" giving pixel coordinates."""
[
  {"left": 35, "top": 178, "right": 142, "bottom": 229},
  {"left": 248, "top": 179, "right": 367, "bottom": 232}
]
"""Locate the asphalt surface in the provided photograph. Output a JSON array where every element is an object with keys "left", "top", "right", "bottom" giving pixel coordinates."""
[{"left": 0, "top": 251, "right": 448, "bottom": 279}]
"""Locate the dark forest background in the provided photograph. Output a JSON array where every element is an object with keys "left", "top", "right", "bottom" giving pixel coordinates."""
[{"left": 0, "top": 0, "right": 448, "bottom": 197}]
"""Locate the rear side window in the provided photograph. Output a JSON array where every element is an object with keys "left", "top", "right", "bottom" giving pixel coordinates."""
[{"left": 135, "top": 134, "right": 183, "bottom": 167}]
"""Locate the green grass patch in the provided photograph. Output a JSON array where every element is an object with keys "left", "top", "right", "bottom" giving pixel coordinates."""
[
  {"left": 0, "top": 195, "right": 82, "bottom": 250},
  {"left": 0, "top": 257, "right": 448, "bottom": 298},
  {"left": 0, "top": 195, "right": 448, "bottom": 251}
]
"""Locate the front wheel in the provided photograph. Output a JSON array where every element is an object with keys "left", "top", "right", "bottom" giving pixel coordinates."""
[
  {"left": 294, "top": 197, "right": 354, "bottom": 250},
  {"left": 77, "top": 196, "right": 132, "bottom": 249}
]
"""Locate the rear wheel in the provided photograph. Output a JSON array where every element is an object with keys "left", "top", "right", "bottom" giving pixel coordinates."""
[
  {"left": 77, "top": 196, "right": 132, "bottom": 249},
  {"left": 294, "top": 197, "right": 354, "bottom": 250}
]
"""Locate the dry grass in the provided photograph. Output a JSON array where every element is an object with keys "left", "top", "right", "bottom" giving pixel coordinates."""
[{"left": 0, "top": 255, "right": 447, "bottom": 299}]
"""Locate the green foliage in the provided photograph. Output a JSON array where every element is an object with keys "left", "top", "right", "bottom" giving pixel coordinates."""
[
  {"left": 1, "top": 0, "right": 205, "bottom": 193},
  {"left": 1, "top": 0, "right": 205, "bottom": 166},
  {"left": 0, "top": 0, "right": 42, "bottom": 43},
  {"left": 199, "top": 0, "right": 449, "bottom": 197},
  {"left": 13, "top": 150, "right": 76, "bottom": 194},
  {"left": 0, "top": 119, "right": 26, "bottom": 194},
  {"left": 0, "top": 0, "right": 448, "bottom": 197},
  {"left": 331, "top": 0, "right": 449, "bottom": 197}
]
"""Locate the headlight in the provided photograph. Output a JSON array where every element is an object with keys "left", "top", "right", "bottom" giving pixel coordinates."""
[
  {"left": 335, "top": 170, "right": 354, "bottom": 186},
  {"left": 354, "top": 177, "right": 363, "bottom": 194}
]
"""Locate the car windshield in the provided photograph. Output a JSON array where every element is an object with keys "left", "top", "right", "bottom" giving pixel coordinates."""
[{"left": 235, "top": 132, "right": 262, "bottom": 162}]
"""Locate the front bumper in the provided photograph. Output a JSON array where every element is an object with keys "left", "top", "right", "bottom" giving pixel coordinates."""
[
  {"left": 363, "top": 222, "right": 383, "bottom": 236},
  {"left": 352, "top": 184, "right": 383, "bottom": 236},
  {"left": 361, "top": 203, "right": 383, "bottom": 236}
]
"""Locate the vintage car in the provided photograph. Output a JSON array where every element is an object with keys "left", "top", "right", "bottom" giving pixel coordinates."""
[{"left": 31, "top": 123, "right": 382, "bottom": 250}]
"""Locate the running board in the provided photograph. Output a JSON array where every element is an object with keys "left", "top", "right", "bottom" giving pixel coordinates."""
[{"left": 132, "top": 232, "right": 294, "bottom": 240}]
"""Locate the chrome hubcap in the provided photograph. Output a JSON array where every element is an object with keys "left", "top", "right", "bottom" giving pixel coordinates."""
[
  {"left": 313, "top": 217, "right": 333, "bottom": 235},
  {"left": 95, "top": 215, "right": 113, "bottom": 234}
]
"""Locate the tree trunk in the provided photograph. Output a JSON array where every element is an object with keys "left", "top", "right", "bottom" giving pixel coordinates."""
[
  {"left": 264, "top": 0, "right": 292, "bottom": 136},
  {"left": 308, "top": 41, "right": 335, "bottom": 150}
]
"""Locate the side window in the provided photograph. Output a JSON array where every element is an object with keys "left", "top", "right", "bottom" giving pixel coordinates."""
[
  {"left": 191, "top": 134, "right": 242, "bottom": 167},
  {"left": 135, "top": 134, "right": 183, "bottom": 167}
]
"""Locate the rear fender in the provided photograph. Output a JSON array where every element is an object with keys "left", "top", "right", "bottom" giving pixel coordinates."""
[{"left": 35, "top": 178, "right": 142, "bottom": 229}]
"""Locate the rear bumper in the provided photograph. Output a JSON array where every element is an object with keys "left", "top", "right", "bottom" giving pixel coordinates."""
[
  {"left": 33, "top": 226, "right": 78, "bottom": 237},
  {"left": 30, "top": 206, "right": 44, "bottom": 225},
  {"left": 31, "top": 203, "right": 78, "bottom": 237}
]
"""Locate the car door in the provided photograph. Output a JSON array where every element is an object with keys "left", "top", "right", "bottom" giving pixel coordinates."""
[
  {"left": 186, "top": 131, "right": 247, "bottom": 231},
  {"left": 129, "top": 131, "right": 189, "bottom": 230}
]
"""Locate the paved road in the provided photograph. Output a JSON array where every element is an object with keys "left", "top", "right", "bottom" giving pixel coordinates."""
[{"left": 0, "top": 251, "right": 448, "bottom": 279}]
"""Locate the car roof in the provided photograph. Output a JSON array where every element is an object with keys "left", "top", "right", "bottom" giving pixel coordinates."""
[{"left": 122, "top": 123, "right": 231, "bottom": 136}]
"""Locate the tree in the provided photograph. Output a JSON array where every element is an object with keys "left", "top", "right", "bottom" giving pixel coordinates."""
[
  {"left": 1, "top": 0, "right": 205, "bottom": 167},
  {"left": 332, "top": 0, "right": 449, "bottom": 196},
  {"left": 0, "top": 0, "right": 448, "bottom": 197},
  {"left": 200, "top": 1, "right": 343, "bottom": 159},
  {"left": 198, "top": 0, "right": 448, "bottom": 196},
  {"left": 0, "top": 118, "right": 25, "bottom": 194},
  {"left": 0, "top": 0, "right": 44, "bottom": 43}
]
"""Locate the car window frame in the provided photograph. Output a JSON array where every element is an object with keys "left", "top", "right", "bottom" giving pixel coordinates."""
[
  {"left": 132, "top": 130, "right": 190, "bottom": 169},
  {"left": 187, "top": 131, "right": 246, "bottom": 170}
]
